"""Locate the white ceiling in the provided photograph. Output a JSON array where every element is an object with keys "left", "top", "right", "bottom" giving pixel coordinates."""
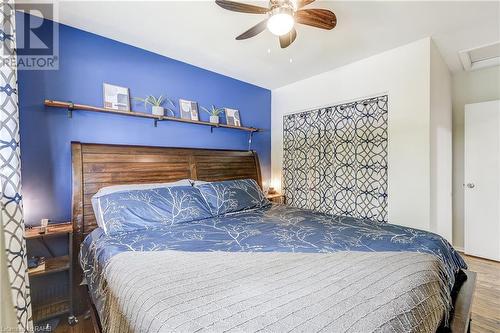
[{"left": 27, "top": 1, "right": 500, "bottom": 89}]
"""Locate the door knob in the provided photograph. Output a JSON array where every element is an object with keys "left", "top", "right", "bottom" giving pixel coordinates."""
[{"left": 466, "top": 183, "right": 475, "bottom": 189}]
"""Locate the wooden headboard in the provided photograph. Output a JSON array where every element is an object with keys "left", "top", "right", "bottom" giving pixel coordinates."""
[{"left": 70, "top": 142, "right": 262, "bottom": 312}]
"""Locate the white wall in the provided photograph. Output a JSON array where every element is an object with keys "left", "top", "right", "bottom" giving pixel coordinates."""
[
  {"left": 272, "top": 38, "right": 433, "bottom": 231},
  {"left": 430, "top": 41, "right": 453, "bottom": 241},
  {"left": 452, "top": 66, "right": 500, "bottom": 248}
]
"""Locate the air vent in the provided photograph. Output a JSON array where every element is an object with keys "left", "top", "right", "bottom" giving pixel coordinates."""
[{"left": 459, "top": 41, "right": 500, "bottom": 71}]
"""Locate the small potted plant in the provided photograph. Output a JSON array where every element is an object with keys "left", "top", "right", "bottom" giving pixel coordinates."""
[
  {"left": 133, "top": 95, "right": 175, "bottom": 116},
  {"left": 201, "top": 105, "right": 224, "bottom": 124}
]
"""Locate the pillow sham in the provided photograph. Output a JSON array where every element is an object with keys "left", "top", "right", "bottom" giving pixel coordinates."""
[
  {"left": 93, "top": 179, "right": 192, "bottom": 198},
  {"left": 196, "top": 179, "right": 270, "bottom": 216},
  {"left": 94, "top": 185, "right": 212, "bottom": 235},
  {"left": 92, "top": 179, "right": 192, "bottom": 229},
  {"left": 189, "top": 179, "right": 209, "bottom": 186}
]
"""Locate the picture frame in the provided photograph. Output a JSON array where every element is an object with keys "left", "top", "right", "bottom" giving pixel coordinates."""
[
  {"left": 179, "top": 99, "right": 199, "bottom": 121},
  {"left": 103, "top": 83, "right": 131, "bottom": 111},
  {"left": 225, "top": 108, "right": 241, "bottom": 127}
]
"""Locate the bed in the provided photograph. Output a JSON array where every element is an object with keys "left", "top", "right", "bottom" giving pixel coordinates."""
[{"left": 71, "top": 142, "right": 476, "bottom": 333}]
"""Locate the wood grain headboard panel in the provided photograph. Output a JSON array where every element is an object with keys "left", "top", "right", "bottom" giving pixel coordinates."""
[{"left": 71, "top": 142, "right": 262, "bottom": 312}]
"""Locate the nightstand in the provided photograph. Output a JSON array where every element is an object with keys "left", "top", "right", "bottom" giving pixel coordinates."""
[
  {"left": 25, "top": 222, "right": 77, "bottom": 326},
  {"left": 267, "top": 193, "right": 286, "bottom": 204}
]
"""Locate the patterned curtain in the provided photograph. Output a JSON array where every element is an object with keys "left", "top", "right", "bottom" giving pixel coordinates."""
[
  {"left": 283, "top": 95, "right": 388, "bottom": 223},
  {"left": 0, "top": 1, "right": 32, "bottom": 331}
]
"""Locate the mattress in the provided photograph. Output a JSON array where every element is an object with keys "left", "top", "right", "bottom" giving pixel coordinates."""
[{"left": 80, "top": 203, "right": 467, "bottom": 332}]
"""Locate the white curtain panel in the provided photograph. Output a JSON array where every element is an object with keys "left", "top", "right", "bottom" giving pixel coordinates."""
[{"left": 0, "top": 1, "right": 32, "bottom": 331}]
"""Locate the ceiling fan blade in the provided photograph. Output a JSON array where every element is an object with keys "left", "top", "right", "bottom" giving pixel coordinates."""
[
  {"left": 296, "top": 0, "right": 315, "bottom": 9},
  {"left": 295, "top": 8, "right": 337, "bottom": 30},
  {"left": 215, "top": 0, "right": 269, "bottom": 14},
  {"left": 279, "top": 27, "right": 297, "bottom": 49},
  {"left": 236, "top": 19, "right": 268, "bottom": 40}
]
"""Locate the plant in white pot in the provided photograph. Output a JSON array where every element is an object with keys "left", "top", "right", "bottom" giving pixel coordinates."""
[
  {"left": 201, "top": 105, "right": 224, "bottom": 124},
  {"left": 133, "top": 95, "right": 175, "bottom": 117}
]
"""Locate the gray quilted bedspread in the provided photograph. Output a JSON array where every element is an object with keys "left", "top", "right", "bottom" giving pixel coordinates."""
[{"left": 99, "top": 251, "right": 450, "bottom": 333}]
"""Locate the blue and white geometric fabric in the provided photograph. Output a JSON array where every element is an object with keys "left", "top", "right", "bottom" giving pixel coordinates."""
[
  {"left": 0, "top": 1, "right": 32, "bottom": 330},
  {"left": 283, "top": 95, "right": 388, "bottom": 223}
]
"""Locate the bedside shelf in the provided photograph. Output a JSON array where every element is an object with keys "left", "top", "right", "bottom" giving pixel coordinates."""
[
  {"left": 32, "top": 298, "right": 70, "bottom": 323},
  {"left": 25, "top": 222, "right": 72, "bottom": 239},
  {"left": 29, "top": 255, "right": 70, "bottom": 277},
  {"left": 267, "top": 193, "right": 285, "bottom": 204},
  {"left": 25, "top": 221, "right": 75, "bottom": 323}
]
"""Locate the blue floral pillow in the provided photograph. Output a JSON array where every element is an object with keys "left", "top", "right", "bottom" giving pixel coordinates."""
[
  {"left": 196, "top": 179, "right": 270, "bottom": 216},
  {"left": 95, "top": 186, "right": 212, "bottom": 235}
]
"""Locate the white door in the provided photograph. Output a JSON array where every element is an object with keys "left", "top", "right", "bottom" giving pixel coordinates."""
[{"left": 464, "top": 100, "right": 500, "bottom": 261}]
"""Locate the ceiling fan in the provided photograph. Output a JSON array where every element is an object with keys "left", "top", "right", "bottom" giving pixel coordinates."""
[{"left": 215, "top": 0, "right": 337, "bottom": 49}]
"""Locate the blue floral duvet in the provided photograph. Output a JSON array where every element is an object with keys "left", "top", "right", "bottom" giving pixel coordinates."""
[{"left": 81, "top": 203, "right": 467, "bottom": 311}]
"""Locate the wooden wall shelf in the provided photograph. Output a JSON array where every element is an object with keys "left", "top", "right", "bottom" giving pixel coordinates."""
[{"left": 44, "top": 100, "right": 260, "bottom": 133}]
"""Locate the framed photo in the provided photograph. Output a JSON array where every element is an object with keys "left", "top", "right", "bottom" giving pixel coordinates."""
[
  {"left": 179, "top": 99, "right": 199, "bottom": 121},
  {"left": 103, "top": 83, "right": 130, "bottom": 111},
  {"left": 225, "top": 108, "right": 241, "bottom": 127}
]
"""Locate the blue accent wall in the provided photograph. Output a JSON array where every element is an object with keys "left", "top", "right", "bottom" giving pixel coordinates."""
[{"left": 17, "top": 15, "right": 271, "bottom": 226}]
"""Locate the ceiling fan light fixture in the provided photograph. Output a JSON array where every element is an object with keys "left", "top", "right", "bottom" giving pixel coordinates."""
[
  {"left": 267, "top": 7, "right": 294, "bottom": 36},
  {"left": 216, "top": 0, "right": 336, "bottom": 49}
]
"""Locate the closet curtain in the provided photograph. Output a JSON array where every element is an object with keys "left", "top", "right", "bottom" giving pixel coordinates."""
[
  {"left": 283, "top": 95, "right": 388, "bottom": 223},
  {"left": 0, "top": 1, "right": 32, "bottom": 331}
]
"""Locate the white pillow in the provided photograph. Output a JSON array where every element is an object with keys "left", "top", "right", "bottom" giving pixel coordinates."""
[
  {"left": 91, "top": 179, "right": 192, "bottom": 230},
  {"left": 189, "top": 179, "right": 209, "bottom": 186}
]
